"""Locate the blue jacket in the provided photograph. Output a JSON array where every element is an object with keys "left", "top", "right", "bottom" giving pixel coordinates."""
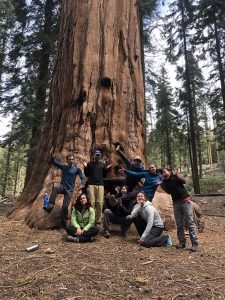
[
  {"left": 53, "top": 160, "right": 86, "bottom": 191},
  {"left": 124, "top": 170, "right": 163, "bottom": 198}
]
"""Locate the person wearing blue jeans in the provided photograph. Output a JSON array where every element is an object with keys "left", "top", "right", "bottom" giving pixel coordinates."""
[
  {"left": 161, "top": 168, "right": 198, "bottom": 252},
  {"left": 44, "top": 154, "right": 86, "bottom": 228}
]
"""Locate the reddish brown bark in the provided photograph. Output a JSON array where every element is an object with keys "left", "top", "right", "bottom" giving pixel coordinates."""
[{"left": 8, "top": 0, "right": 145, "bottom": 228}]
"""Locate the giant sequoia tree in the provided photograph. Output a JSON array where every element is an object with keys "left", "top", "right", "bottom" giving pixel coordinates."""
[{"left": 8, "top": 0, "right": 145, "bottom": 228}]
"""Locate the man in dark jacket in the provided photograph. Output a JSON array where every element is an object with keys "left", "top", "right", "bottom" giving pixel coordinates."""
[
  {"left": 83, "top": 150, "right": 110, "bottom": 225},
  {"left": 115, "top": 143, "right": 144, "bottom": 192}
]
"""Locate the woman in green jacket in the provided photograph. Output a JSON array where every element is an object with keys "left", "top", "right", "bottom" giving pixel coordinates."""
[{"left": 66, "top": 193, "right": 99, "bottom": 242}]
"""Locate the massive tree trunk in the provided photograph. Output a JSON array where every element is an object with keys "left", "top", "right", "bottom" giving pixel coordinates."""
[{"left": 8, "top": 0, "right": 145, "bottom": 228}]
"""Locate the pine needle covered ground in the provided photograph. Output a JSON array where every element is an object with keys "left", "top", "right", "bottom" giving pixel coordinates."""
[{"left": 0, "top": 196, "right": 225, "bottom": 300}]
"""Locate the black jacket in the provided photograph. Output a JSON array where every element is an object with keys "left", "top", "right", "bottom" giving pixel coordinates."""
[
  {"left": 117, "top": 149, "right": 143, "bottom": 192},
  {"left": 161, "top": 175, "right": 189, "bottom": 202}
]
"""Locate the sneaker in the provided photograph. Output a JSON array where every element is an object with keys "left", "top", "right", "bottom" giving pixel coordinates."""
[
  {"left": 165, "top": 235, "right": 173, "bottom": 247},
  {"left": 104, "top": 230, "right": 111, "bottom": 238},
  {"left": 176, "top": 243, "right": 186, "bottom": 249},
  {"left": 43, "top": 206, "right": 53, "bottom": 213},
  {"left": 190, "top": 243, "right": 198, "bottom": 252},
  {"left": 43, "top": 203, "right": 54, "bottom": 213},
  {"left": 67, "top": 235, "right": 79, "bottom": 243},
  {"left": 121, "top": 230, "right": 127, "bottom": 238}
]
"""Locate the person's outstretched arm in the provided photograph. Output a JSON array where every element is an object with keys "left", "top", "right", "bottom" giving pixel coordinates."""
[
  {"left": 116, "top": 147, "right": 132, "bottom": 168},
  {"left": 174, "top": 172, "right": 186, "bottom": 184},
  {"left": 124, "top": 169, "right": 145, "bottom": 178},
  {"left": 51, "top": 159, "right": 64, "bottom": 170}
]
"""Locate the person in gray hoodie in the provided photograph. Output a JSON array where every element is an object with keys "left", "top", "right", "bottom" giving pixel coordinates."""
[{"left": 131, "top": 191, "right": 172, "bottom": 247}]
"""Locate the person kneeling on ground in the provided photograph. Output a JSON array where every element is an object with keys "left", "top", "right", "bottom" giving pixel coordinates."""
[
  {"left": 103, "top": 186, "right": 133, "bottom": 238},
  {"left": 131, "top": 192, "right": 172, "bottom": 247},
  {"left": 65, "top": 193, "right": 99, "bottom": 243}
]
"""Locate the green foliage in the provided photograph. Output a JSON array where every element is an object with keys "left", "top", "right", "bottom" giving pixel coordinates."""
[
  {"left": 186, "top": 174, "right": 225, "bottom": 194},
  {"left": 0, "top": 145, "right": 26, "bottom": 196},
  {"left": 193, "top": 0, "right": 225, "bottom": 149},
  {"left": 0, "top": 0, "right": 60, "bottom": 185}
]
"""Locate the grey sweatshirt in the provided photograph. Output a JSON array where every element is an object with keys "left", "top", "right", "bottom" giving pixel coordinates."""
[{"left": 131, "top": 201, "right": 164, "bottom": 241}]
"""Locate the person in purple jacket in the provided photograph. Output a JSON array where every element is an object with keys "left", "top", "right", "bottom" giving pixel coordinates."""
[{"left": 43, "top": 154, "right": 86, "bottom": 228}]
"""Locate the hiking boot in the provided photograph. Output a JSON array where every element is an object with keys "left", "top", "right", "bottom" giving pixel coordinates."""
[
  {"left": 190, "top": 242, "right": 198, "bottom": 252},
  {"left": 176, "top": 242, "right": 186, "bottom": 249},
  {"left": 67, "top": 235, "right": 80, "bottom": 243},
  {"left": 43, "top": 204, "right": 54, "bottom": 213},
  {"left": 104, "top": 230, "right": 111, "bottom": 238},
  {"left": 165, "top": 235, "right": 173, "bottom": 247},
  {"left": 121, "top": 230, "right": 127, "bottom": 238}
]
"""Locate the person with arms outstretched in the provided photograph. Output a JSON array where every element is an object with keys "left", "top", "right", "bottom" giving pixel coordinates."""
[{"left": 43, "top": 154, "right": 86, "bottom": 228}]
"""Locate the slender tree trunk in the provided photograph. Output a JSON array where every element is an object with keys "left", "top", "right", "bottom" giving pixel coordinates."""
[
  {"left": 213, "top": 18, "right": 225, "bottom": 112},
  {"left": 0, "top": 26, "right": 7, "bottom": 90},
  {"left": 9, "top": 0, "right": 145, "bottom": 229},
  {"left": 180, "top": 0, "right": 200, "bottom": 193},
  {"left": 13, "top": 158, "right": 20, "bottom": 195},
  {"left": 2, "top": 144, "right": 12, "bottom": 197},
  {"left": 165, "top": 119, "right": 172, "bottom": 167}
]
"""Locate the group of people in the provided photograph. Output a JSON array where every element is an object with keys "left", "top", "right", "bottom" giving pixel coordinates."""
[{"left": 43, "top": 144, "right": 198, "bottom": 252}]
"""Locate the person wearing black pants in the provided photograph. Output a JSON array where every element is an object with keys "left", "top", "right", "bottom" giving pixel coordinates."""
[
  {"left": 65, "top": 193, "right": 99, "bottom": 243},
  {"left": 103, "top": 186, "right": 134, "bottom": 238},
  {"left": 131, "top": 192, "right": 172, "bottom": 247},
  {"left": 66, "top": 225, "right": 99, "bottom": 243}
]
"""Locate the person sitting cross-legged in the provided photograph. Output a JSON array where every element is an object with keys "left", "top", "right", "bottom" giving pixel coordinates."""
[
  {"left": 65, "top": 193, "right": 99, "bottom": 243},
  {"left": 131, "top": 191, "right": 172, "bottom": 247}
]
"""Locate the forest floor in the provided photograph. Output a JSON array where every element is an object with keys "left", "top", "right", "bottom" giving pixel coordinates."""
[{"left": 1, "top": 195, "right": 225, "bottom": 300}]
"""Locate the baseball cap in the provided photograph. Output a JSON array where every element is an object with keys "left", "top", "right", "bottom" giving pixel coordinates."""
[{"left": 95, "top": 150, "right": 101, "bottom": 156}]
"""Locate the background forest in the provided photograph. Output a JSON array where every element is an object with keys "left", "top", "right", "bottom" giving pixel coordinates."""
[{"left": 0, "top": 0, "right": 225, "bottom": 196}]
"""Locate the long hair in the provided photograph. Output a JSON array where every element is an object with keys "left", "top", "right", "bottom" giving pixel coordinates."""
[{"left": 74, "top": 193, "right": 92, "bottom": 212}]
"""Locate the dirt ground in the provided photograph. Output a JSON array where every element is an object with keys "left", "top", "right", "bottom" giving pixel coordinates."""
[{"left": 1, "top": 196, "right": 225, "bottom": 300}]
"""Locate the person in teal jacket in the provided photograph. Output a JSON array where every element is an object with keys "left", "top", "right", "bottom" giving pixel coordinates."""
[
  {"left": 65, "top": 193, "right": 99, "bottom": 243},
  {"left": 124, "top": 164, "right": 163, "bottom": 201}
]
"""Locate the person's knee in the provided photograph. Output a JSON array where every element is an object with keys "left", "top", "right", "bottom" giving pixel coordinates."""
[
  {"left": 104, "top": 208, "right": 112, "bottom": 215},
  {"left": 94, "top": 226, "right": 100, "bottom": 234},
  {"left": 125, "top": 215, "right": 132, "bottom": 224}
]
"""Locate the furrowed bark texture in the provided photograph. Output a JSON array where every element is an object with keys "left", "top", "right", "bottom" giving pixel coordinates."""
[{"left": 8, "top": 0, "right": 145, "bottom": 228}]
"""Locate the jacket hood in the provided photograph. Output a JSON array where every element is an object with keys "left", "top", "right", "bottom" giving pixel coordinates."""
[{"left": 143, "top": 200, "right": 152, "bottom": 208}]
